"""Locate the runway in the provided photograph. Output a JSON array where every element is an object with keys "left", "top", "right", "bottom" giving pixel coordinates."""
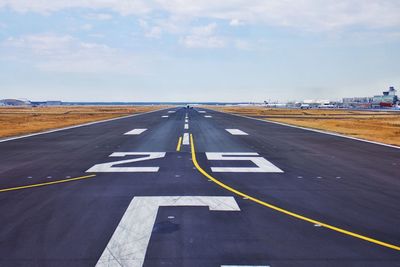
[{"left": 0, "top": 107, "right": 399, "bottom": 266}]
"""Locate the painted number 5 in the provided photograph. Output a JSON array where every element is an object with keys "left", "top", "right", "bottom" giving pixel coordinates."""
[{"left": 206, "top": 152, "right": 283, "bottom": 173}]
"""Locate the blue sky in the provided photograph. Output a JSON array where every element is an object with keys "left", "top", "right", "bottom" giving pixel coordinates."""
[{"left": 0, "top": 0, "right": 399, "bottom": 102}]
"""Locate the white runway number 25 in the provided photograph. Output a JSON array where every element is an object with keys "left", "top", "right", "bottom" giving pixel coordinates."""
[
  {"left": 86, "top": 152, "right": 283, "bottom": 173},
  {"left": 86, "top": 152, "right": 166, "bottom": 173}
]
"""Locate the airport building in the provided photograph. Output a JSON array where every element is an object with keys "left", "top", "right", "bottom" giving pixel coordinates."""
[
  {"left": 372, "top": 86, "right": 398, "bottom": 107},
  {"left": 342, "top": 86, "right": 398, "bottom": 109},
  {"left": 342, "top": 97, "right": 373, "bottom": 108}
]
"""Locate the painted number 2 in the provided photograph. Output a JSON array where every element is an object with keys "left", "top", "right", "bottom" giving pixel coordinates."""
[
  {"left": 206, "top": 152, "right": 283, "bottom": 173},
  {"left": 86, "top": 152, "right": 166, "bottom": 173}
]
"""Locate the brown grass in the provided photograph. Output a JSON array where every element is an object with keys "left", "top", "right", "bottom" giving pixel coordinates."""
[
  {"left": 0, "top": 106, "right": 167, "bottom": 138},
  {"left": 205, "top": 106, "right": 400, "bottom": 147}
]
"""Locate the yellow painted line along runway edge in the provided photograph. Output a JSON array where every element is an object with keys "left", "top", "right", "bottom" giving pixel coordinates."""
[
  {"left": 189, "top": 134, "right": 400, "bottom": 252},
  {"left": 0, "top": 174, "right": 96, "bottom": 193},
  {"left": 176, "top": 136, "right": 183, "bottom": 152}
]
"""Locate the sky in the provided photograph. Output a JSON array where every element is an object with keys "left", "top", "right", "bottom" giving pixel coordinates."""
[{"left": 0, "top": 0, "right": 399, "bottom": 102}]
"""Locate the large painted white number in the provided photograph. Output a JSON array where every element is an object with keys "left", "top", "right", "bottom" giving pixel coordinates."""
[
  {"left": 206, "top": 152, "right": 283, "bottom": 173},
  {"left": 96, "top": 196, "right": 240, "bottom": 267},
  {"left": 86, "top": 152, "right": 166, "bottom": 173}
]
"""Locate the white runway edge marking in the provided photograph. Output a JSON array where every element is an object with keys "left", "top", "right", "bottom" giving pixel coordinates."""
[
  {"left": 184, "top": 123, "right": 189, "bottom": 130},
  {"left": 206, "top": 152, "right": 283, "bottom": 173},
  {"left": 86, "top": 152, "right": 165, "bottom": 173},
  {"left": 96, "top": 196, "right": 240, "bottom": 267},
  {"left": 225, "top": 129, "right": 249, "bottom": 135},
  {"left": 213, "top": 109, "right": 400, "bottom": 150},
  {"left": 205, "top": 115, "right": 212, "bottom": 118},
  {"left": 124, "top": 129, "right": 147, "bottom": 135},
  {"left": 162, "top": 115, "right": 169, "bottom": 118},
  {"left": 0, "top": 108, "right": 169, "bottom": 143},
  {"left": 182, "top": 133, "right": 190, "bottom": 145}
]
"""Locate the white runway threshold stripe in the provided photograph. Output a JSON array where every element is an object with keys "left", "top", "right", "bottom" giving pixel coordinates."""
[
  {"left": 184, "top": 123, "right": 189, "bottom": 130},
  {"left": 96, "top": 196, "right": 240, "bottom": 267},
  {"left": 226, "top": 129, "right": 248, "bottom": 135},
  {"left": 124, "top": 128, "right": 147, "bottom": 135},
  {"left": 182, "top": 133, "right": 190, "bottom": 145}
]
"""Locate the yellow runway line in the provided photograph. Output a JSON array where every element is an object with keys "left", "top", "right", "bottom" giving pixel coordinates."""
[
  {"left": 190, "top": 134, "right": 400, "bottom": 252},
  {"left": 0, "top": 174, "right": 96, "bottom": 193},
  {"left": 176, "top": 136, "right": 183, "bottom": 152}
]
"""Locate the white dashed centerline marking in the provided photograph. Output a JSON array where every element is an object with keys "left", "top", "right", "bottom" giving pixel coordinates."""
[
  {"left": 182, "top": 133, "right": 190, "bottom": 145},
  {"left": 205, "top": 115, "right": 212, "bottom": 118},
  {"left": 162, "top": 115, "right": 169, "bottom": 118},
  {"left": 184, "top": 124, "right": 189, "bottom": 130},
  {"left": 225, "top": 129, "right": 248, "bottom": 135},
  {"left": 198, "top": 111, "right": 206, "bottom": 113},
  {"left": 124, "top": 128, "right": 147, "bottom": 135},
  {"left": 168, "top": 111, "right": 175, "bottom": 113}
]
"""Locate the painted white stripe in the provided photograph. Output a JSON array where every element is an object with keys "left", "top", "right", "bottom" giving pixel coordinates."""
[
  {"left": 198, "top": 111, "right": 206, "bottom": 113},
  {"left": 96, "top": 196, "right": 240, "bottom": 267},
  {"left": 182, "top": 133, "right": 190, "bottom": 145},
  {"left": 185, "top": 119, "right": 189, "bottom": 123},
  {"left": 168, "top": 110, "right": 176, "bottom": 113},
  {"left": 0, "top": 108, "right": 169, "bottom": 143},
  {"left": 184, "top": 123, "right": 189, "bottom": 130},
  {"left": 124, "top": 128, "right": 147, "bottom": 135},
  {"left": 221, "top": 265, "right": 269, "bottom": 267},
  {"left": 205, "top": 115, "right": 212, "bottom": 118},
  {"left": 211, "top": 109, "right": 400, "bottom": 150},
  {"left": 162, "top": 115, "right": 169, "bottom": 118},
  {"left": 226, "top": 129, "right": 248, "bottom": 135}
]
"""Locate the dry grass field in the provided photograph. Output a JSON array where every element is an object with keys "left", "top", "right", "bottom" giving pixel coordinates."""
[
  {"left": 207, "top": 106, "right": 400, "bottom": 147},
  {"left": 0, "top": 106, "right": 166, "bottom": 138}
]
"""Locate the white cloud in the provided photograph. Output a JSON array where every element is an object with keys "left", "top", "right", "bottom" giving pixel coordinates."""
[
  {"left": 138, "top": 19, "right": 162, "bottom": 39},
  {"left": 229, "top": 19, "right": 244, "bottom": 26},
  {"left": 2, "top": 33, "right": 141, "bottom": 74},
  {"left": 81, "top": 23, "right": 93, "bottom": 31},
  {"left": 181, "top": 35, "right": 225, "bottom": 48},
  {"left": 1, "top": 1, "right": 400, "bottom": 32},
  {"left": 85, "top": 13, "right": 113, "bottom": 20},
  {"left": 180, "top": 23, "right": 225, "bottom": 48}
]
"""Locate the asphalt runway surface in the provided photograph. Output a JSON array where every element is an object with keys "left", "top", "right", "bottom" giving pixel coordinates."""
[{"left": 0, "top": 107, "right": 399, "bottom": 267}]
